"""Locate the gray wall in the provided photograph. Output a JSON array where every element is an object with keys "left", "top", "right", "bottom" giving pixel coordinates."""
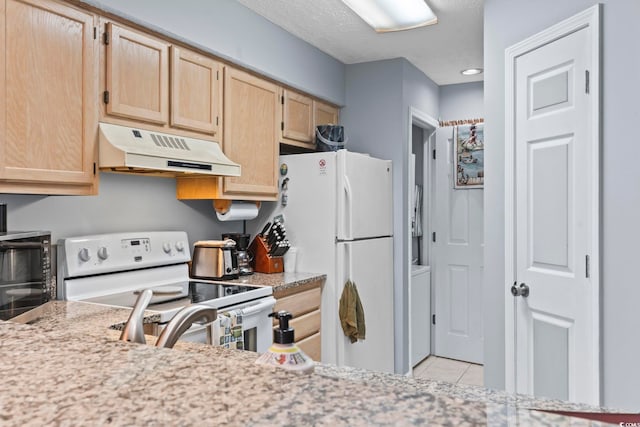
[
  {"left": 86, "top": 0, "right": 345, "bottom": 105},
  {"left": 1, "top": 173, "right": 242, "bottom": 246},
  {"left": 343, "top": 58, "right": 439, "bottom": 375},
  {"left": 484, "top": 0, "right": 640, "bottom": 410},
  {"left": 439, "top": 82, "right": 484, "bottom": 122}
]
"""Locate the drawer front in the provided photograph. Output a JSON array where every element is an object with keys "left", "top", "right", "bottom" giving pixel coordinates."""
[
  {"left": 297, "top": 332, "right": 321, "bottom": 362},
  {"left": 273, "top": 287, "right": 320, "bottom": 318},
  {"left": 273, "top": 309, "right": 320, "bottom": 341}
]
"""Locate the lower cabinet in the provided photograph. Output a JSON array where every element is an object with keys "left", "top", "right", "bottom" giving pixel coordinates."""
[
  {"left": 297, "top": 332, "right": 321, "bottom": 362},
  {"left": 273, "top": 284, "right": 322, "bottom": 361}
]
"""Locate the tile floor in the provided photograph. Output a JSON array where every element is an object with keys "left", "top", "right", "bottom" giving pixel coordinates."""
[{"left": 412, "top": 356, "right": 484, "bottom": 387}]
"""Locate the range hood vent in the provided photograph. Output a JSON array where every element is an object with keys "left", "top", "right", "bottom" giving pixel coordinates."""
[{"left": 98, "top": 123, "right": 241, "bottom": 177}]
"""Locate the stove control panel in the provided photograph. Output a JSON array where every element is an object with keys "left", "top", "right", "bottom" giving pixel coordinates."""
[{"left": 60, "top": 231, "right": 191, "bottom": 278}]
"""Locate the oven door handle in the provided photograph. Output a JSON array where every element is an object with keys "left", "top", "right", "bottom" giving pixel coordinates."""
[
  {"left": 239, "top": 297, "right": 276, "bottom": 316},
  {"left": 0, "top": 241, "right": 45, "bottom": 250}
]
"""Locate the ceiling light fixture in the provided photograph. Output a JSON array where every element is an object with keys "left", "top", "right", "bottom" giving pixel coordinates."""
[
  {"left": 341, "top": 0, "right": 437, "bottom": 33},
  {"left": 461, "top": 68, "right": 483, "bottom": 76}
]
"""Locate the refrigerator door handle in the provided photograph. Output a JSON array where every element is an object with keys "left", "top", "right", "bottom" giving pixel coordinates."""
[
  {"left": 345, "top": 242, "right": 353, "bottom": 279},
  {"left": 343, "top": 175, "right": 353, "bottom": 239}
]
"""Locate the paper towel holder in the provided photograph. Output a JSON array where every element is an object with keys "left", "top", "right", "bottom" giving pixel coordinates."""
[{"left": 213, "top": 200, "right": 261, "bottom": 215}]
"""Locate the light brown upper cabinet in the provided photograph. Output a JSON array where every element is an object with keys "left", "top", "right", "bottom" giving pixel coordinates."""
[
  {"left": 176, "top": 67, "right": 280, "bottom": 201},
  {"left": 281, "top": 89, "right": 314, "bottom": 148},
  {"left": 314, "top": 100, "right": 340, "bottom": 128},
  {"left": 170, "top": 46, "right": 222, "bottom": 136},
  {"left": 222, "top": 68, "right": 280, "bottom": 199},
  {"left": 104, "top": 22, "right": 169, "bottom": 125},
  {"left": 279, "top": 94, "right": 341, "bottom": 150},
  {"left": 0, "top": 0, "right": 98, "bottom": 195}
]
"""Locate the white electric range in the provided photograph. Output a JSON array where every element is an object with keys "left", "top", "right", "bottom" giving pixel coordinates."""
[{"left": 56, "top": 231, "right": 275, "bottom": 352}]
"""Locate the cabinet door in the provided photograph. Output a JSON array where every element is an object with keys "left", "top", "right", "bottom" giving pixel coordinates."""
[
  {"left": 105, "top": 22, "right": 169, "bottom": 125},
  {"left": 314, "top": 100, "right": 339, "bottom": 127},
  {"left": 0, "top": 0, "right": 98, "bottom": 193},
  {"left": 223, "top": 67, "right": 279, "bottom": 199},
  {"left": 170, "top": 46, "right": 222, "bottom": 136},
  {"left": 282, "top": 89, "right": 313, "bottom": 145}
]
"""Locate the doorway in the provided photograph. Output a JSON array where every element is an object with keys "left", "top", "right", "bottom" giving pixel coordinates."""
[
  {"left": 407, "top": 108, "right": 436, "bottom": 371},
  {"left": 408, "top": 105, "right": 486, "bottom": 378}
]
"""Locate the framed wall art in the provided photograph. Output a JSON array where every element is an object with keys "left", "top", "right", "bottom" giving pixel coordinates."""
[{"left": 454, "top": 123, "right": 484, "bottom": 189}]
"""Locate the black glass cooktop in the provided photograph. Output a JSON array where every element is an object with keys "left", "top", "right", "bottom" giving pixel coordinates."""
[
  {"left": 83, "top": 280, "right": 270, "bottom": 312},
  {"left": 188, "top": 281, "right": 259, "bottom": 303}
]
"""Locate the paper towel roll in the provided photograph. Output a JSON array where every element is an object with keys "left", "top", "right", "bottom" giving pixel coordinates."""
[{"left": 215, "top": 201, "right": 259, "bottom": 222}]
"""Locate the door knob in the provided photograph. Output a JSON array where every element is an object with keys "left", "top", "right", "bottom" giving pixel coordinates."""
[{"left": 510, "top": 282, "right": 530, "bottom": 298}]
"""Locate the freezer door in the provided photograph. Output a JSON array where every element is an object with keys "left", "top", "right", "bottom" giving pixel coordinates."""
[
  {"left": 337, "top": 151, "right": 393, "bottom": 240},
  {"left": 336, "top": 237, "right": 394, "bottom": 373},
  {"left": 264, "top": 151, "right": 338, "bottom": 275}
]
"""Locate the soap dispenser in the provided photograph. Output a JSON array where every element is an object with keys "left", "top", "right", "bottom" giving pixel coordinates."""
[{"left": 255, "top": 310, "right": 315, "bottom": 374}]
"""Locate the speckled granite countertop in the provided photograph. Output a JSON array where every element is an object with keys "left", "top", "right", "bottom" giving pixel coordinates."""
[
  {"left": 219, "top": 272, "right": 325, "bottom": 298},
  {"left": 0, "top": 301, "right": 617, "bottom": 426}
]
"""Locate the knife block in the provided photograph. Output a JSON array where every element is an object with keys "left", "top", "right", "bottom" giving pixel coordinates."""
[{"left": 249, "top": 236, "right": 284, "bottom": 274}]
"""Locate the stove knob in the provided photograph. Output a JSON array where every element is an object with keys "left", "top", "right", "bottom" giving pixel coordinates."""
[
  {"left": 162, "top": 242, "right": 172, "bottom": 254},
  {"left": 175, "top": 241, "right": 185, "bottom": 252},
  {"left": 97, "top": 246, "right": 109, "bottom": 260},
  {"left": 78, "top": 248, "right": 91, "bottom": 262}
]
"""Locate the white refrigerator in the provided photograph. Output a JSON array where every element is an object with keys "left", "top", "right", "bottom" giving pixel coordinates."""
[{"left": 267, "top": 150, "right": 394, "bottom": 373}]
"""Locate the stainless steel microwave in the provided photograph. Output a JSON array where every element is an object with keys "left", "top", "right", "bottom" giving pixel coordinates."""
[{"left": 0, "top": 231, "right": 52, "bottom": 320}]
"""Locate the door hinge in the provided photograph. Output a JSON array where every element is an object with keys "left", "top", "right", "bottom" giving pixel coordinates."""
[
  {"left": 432, "top": 232, "right": 436, "bottom": 243},
  {"left": 216, "top": 70, "right": 219, "bottom": 81},
  {"left": 281, "top": 122, "right": 284, "bottom": 131},
  {"left": 216, "top": 116, "right": 219, "bottom": 126},
  {"left": 103, "top": 31, "right": 109, "bottom": 45},
  {"left": 93, "top": 27, "right": 97, "bottom": 40},
  {"left": 103, "top": 91, "right": 110, "bottom": 104},
  {"left": 93, "top": 162, "right": 96, "bottom": 175},
  {"left": 585, "top": 70, "right": 590, "bottom": 94},
  {"left": 585, "top": 254, "right": 590, "bottom": 278},
  {"left": 432, "top": 314, "right": 436, "bottom": 325},
  {"left": 432, "top": 149, "right": 436, "bottom": 160},
  {"left": 281, "top": 96, "right": 284, "bottom": 105}
]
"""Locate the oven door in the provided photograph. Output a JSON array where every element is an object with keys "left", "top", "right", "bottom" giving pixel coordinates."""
[{"left": 233, "top": 296, "right": 276, "bottom": 353}]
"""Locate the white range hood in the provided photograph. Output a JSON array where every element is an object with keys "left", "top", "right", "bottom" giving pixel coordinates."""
[{"left": 98, "top": 122, "right": 241, "bottom": 177}]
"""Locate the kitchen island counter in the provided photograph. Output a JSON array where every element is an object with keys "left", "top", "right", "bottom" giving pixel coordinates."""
[{"left": 1, "top": 301, "right": 614, "bottom": 426}]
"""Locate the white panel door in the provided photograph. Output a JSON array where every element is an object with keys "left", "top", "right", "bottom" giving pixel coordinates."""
[
  {"left": 336, "top": 237, "right": 394, "bottom": 373},
  {"left": 509, "top": 14, "right": 599, "bottom": 404},
  {"left": 433, "top": 128, "right": 484, "bottom": 364},
  {"left": 337, "top": 151, "right": 393, "bottom": 240}
]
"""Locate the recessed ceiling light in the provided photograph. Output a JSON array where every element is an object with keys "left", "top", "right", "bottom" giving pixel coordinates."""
[
  {"left": 341, "top": 0, "right": 438, "bottom": 33},
  {"left": 461, "top": 68, "right": 483, "bottom": 76}
]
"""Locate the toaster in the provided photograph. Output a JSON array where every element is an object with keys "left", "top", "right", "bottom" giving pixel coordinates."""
[{"left": 190, "top": 239, "right": 239, "bottom": 280}]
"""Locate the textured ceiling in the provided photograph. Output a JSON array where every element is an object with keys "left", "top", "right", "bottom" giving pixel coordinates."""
[{"left": 235, "top": 0, "right": 483, "bottom": 86}]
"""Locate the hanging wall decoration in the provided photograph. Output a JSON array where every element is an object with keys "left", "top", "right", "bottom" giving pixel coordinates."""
[{"left": 454, "top": 123, "right": 484, "bottom": 189}]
